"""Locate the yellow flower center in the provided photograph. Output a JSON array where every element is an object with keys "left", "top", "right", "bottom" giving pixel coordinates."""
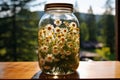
[
  {"left": 48, "top": 56, "right": 52, "bottom": 60},
  {"left": 46, "top": 39, "right": 49, "bottom": 42},
  {"left": 70, "top": 44, "right": 73, "bottom": 47},
  {"left": 43, "top": 47, "right": 47, "bottom": 50},
  {"left": 72, "top": 23, "right": 75, "bottom": 27},
  {"left": 56, "top": 20, "right": 60, "bottom": 24},
  {"left": 64, "top": 29, "right": 67, "bottom": 32},
  {"left": 61, "top": 37, "right": 65, "bottom": 42},
  {"left": 53, "top": 46, "right": 57, "bottom": 49},
  {"left": 48, "top": 26, "right": 52, "bottom": 30},
  {"left": 56, "top": 29, "right": 60, "bottom": 32},
  {"left": 57, "top": 35, "right": 61, "bottom": 38}
]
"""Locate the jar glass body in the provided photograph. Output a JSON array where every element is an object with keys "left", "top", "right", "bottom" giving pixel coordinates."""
[{"left": 38, "top": 9, "right": 80, "bottom": 75}]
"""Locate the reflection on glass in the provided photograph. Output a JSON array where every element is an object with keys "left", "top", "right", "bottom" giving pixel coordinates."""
[{"left": 32, "top": 71, "right": 80, "bottom": 79}]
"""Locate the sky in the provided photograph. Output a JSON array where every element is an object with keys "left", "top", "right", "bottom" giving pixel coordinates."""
[
  {"left": 26, "top": 0, "right": 115, "bottom": 15},
  {"left": 27, "top": 0, "right": 116, "bottom": 15},
  {"left": 77, "top": 0, "right": 115, "bottom": 15},
  {"left": 0, "top": 0, "right": 115, "bottom": 15}
]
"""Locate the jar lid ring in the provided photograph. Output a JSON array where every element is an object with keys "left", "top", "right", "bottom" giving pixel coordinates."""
[{"left": 45, "top": 3, "right": 73, "bottom": 12}]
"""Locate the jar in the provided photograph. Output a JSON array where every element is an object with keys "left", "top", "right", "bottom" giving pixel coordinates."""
[{"left": 38, "top": 3, "right": 80, "bottom": 75}]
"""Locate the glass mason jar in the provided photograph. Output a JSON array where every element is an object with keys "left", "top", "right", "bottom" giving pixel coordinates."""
[{"left": 38, "top": 3, "right": 80, "bottom": 75}]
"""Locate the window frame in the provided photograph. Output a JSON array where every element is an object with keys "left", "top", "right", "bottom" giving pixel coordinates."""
[{"left": 115, "top": 0, "right": 119, "bottom": 60}]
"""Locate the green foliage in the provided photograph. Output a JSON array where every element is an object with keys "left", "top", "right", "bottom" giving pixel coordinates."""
[
  {"left": 95, "top": 47, "right": 115, "bottom": 60},
  {"left": 15, "top": 10, "right": 39, "bottom": 61},
  {"left": 98, "top": 15, "right": 115, "bottom": 53},
  {"left": 80, "top": 22, "right": 89, "bottom": 41},
  {"left": 100, "top": 0, "right": 115, "bottom": 53},
  {"left": 103, "top": 15, "right": 115, "bottom": 53},
  {"left": 77, "top": 4, "right": 115, "bottom": 60},
  {"left": 0, "top": 9, "right": 39, "bottom": 61},
  {"left": 85, "top": 14, "right": 97, "bottom": 41}
]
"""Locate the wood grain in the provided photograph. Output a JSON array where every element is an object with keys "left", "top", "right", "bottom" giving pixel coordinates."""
[{"left": 0, "top": 61, "right": 120, "bottom": 79}]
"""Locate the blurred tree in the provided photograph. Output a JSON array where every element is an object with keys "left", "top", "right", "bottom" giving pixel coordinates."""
[
  {"left": 104, "top": 0, "right": 114, "bottom": 15},
  {"left": 15, "top": 9, "right": 38, "bottom": 61},
  {"left": 0, "top": 0, "right": 39, "bottom": 61},
  {"left": 80, "top": 22, "right": 89, "bottom": 42},
  {"left": 99, "top": 0, "right": 115, "bottom": 53},
  {"left": 85, "top": 6, "right": 97, "bottom": 42},
  {"left": 96, "top": 18, "right": 105, "bottom": 43},
  {"left": 100, "top": 15, "right": 115, "bottom": 53}
]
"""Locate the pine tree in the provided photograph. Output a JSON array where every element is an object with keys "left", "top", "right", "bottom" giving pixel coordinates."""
[
  {"left": 80, "top": 22, "right": 89, "bottom": 42},
  {"left": 0, "top": 0, "right": 39, "bottom": 61},
  {"left": 86, "top": 6, "right": 97, "bottom": 42},
  {"left": 99, "top": 0, "right": 115, "bottom": 53}
]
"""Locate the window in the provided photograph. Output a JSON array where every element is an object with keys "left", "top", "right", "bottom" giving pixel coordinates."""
[{"left": 0, "top": 0, "right": 118, "bottom": 61}]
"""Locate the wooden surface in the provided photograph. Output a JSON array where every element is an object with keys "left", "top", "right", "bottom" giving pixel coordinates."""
[{"left": 0, "top": 61, "right": 120, "bottom": 79}]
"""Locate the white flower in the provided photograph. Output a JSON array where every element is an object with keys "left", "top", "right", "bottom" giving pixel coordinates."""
[
  {"left": 46, "top": 24, "right": 54, "bottom": 31},
  {"left": 38, "top": 29, "right": 42, "bottom": 36},
  {"left": 45, "top": 38, "right": 51, "bottom": 43},
  {"left": 42, "top": 29, "right": 47, "bottom": 34},
  {"left": 62, "top": 28, "right": 68, "bottom": 34},
  {"left": 57, "top": 34, "right": 61, "bottom": 39},
  {"left": 40, "top": 58, "right": 45, "bottom": 65},
  {"left": 54, "top": 19, "right": 62, "bottom": 26},
  {"left": 54, "top": 27, "right": 61, "bottom": 33},
  {"left": 58, "top": 41, "right": 64, "bottom": 48},
  {"left": 76, "top": 28, "right": 80, "bottom": 32},
  {"left": 60, "top": 37, "right": 66, "bottom": 42},
  {"left": 41, "top": 45, "right": 48, "bottom": 53},
  {"left": 69, "top": 22, "right": 77, "bottom": 28},
  {"left": 53, "top": 45, "right": 58, "bottom": 50},
  {"left": 45, "top": 54, "right": 54, "bottom": 62},
  {"left": 52, "top": 49, "right": 59, "bottom": 55},
  {"left": 45, "top": 35, "right": 53, "bottom": 43},
  {"left": 67, "top": 32, "right": 72, "bottom": 39},
  {"left": 67, "top": 42, "right": 73, "bottom": 48},
  {"left": 47, "top": 33, "right": 55, "bottom": 40},
  {"left": 75, "top": 38, "right": 80, "bottom": 44},
  {"left": 38, "top": 29, "right": 46, "bottom": 38},
  {"left": 72, "top": 28, "right": 80, "bottom": 33},
  {"left": 61, "top": 28, "right": 68, "bottom": 37},
  {"left": 52, "top": 45, "right": 59, "bottom": 55},
  {"left": 73, "top": 47, "right": 79, "bottom": 53},
  {"left": 66, "top": 51, "right": 71, "bottom": 55}
]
